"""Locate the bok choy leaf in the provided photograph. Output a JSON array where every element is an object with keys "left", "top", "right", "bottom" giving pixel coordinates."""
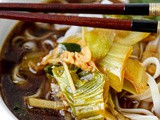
[
  {"left": 52, "top": 64, "right": 106, "bottom": 120},
  {"left": 98, "top": 43, "right": 133, "bottom": 92}
]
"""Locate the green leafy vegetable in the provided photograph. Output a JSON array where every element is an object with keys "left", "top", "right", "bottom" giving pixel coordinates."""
[
  {"left": 52, "top": 64, "right": 106, "bottom": 120},
  {"left": 60, "top": 43, "right": 81, "bottom": 52},
  {"left": 83, "top": 28, "right": 115, "bottom": 60},
  {"left": 44, "top": 64, "right": 53, "bottom": 75}
]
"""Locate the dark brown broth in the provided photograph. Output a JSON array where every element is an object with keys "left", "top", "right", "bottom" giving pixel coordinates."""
[{"left": 0, "top": 22, "right": 68, "bottom": 120}]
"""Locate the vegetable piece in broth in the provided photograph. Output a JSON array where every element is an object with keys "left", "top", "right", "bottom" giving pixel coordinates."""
[
  {"left": 98, "top": 43, "right": 133, "bottom": 92},
  {"left": 83, "top": 28, "right": 115, "bottom": 60}
]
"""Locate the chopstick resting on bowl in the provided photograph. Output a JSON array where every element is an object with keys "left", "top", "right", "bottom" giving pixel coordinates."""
[
  {"left": 0, "top": 3, "right": 160, "bottom": 16},
  {"left": 0, "top": 3, "right": 160, "bottom": 33}
]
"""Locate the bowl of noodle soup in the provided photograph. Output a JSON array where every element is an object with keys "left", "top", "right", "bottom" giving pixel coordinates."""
[{"left": 0, "top": 0, "right": 160, "bottom": 120}]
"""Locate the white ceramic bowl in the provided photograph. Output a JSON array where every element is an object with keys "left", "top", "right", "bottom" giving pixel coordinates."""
[{"left": 0, "top": 0, "right": 45, "bottom": 119}]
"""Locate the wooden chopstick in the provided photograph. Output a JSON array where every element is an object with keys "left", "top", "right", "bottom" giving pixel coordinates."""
[
  {"left": 0, "top": 3, "right": 160, "bottom": 16},
  {"left": 0, "top": 10, "right": 159, "bottom": 33}
]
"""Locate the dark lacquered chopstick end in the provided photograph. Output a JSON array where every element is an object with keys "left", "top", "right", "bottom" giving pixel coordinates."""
[{"left": 131, "top": 19, "right": 158, "bottom": 33}]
